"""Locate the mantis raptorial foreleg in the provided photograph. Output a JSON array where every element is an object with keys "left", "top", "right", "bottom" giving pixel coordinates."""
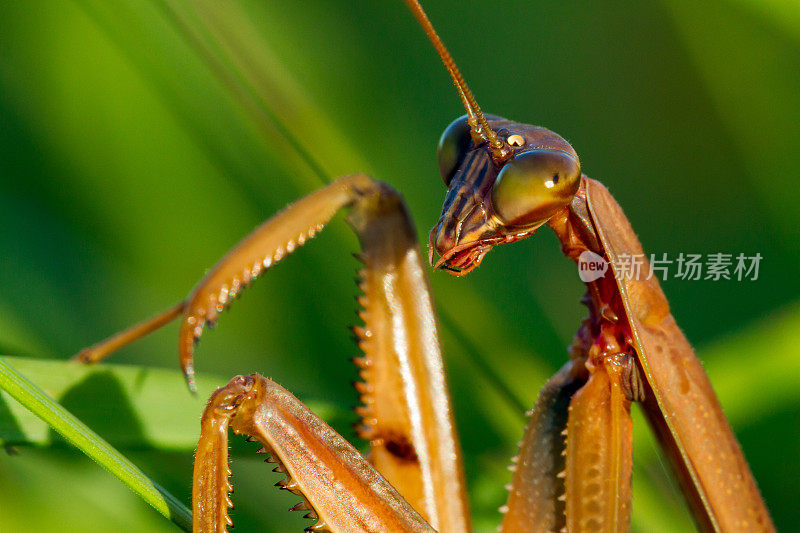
[
  {"left": 194, "top": 373, "right": 433, "bottom": 533},
  {"left": 499, "top": 361, "right": 584, "bottom": 532},
  {"left": 563, "top": 351, "right": 635, "bottom": 533},
  {"left": 585, "top": 180, "right": 772, "bottom": 531},
  {"left": 75, "top": 175, "right": 471, "bottom": 532},
  {"left": 500, "top": 321, "right": 640, "bottom": 533}
]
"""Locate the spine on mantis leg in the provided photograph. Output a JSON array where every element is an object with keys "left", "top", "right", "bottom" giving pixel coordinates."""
[
  {"left": 585, "top": 179, "right": 774, "bottom": 532},
  {"left": 499, "top": 360, "right": 586, "bottom": 533},
  {"left": 499, "top": 314, "right": 639, "bottom": 533},
  {"left": 193, "top": 374, "right": 435, "bottom": 533},
  {"left": 73, "top": 176, "right": 366, "bottom": 382},
  {"left": 347, "top": 182, "right": 472, "bottom": 533},
  {"left": 177, "top": 175, "right": 372, "bottom": 389},
  {"left": 563, "top": 350, "right": 636, "bottom": 533},
  {"left": 193, "top": 380, "right": 236, "bottom": 533},
  {"left": 183, "top": 174, "right": 469, "bottom": 530}
]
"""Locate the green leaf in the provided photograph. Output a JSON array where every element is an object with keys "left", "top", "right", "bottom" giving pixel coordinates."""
[
  {"left": 0, "top": 356, "right": 348, "bottom": 449},
  {"left": 0, "top": 357, "right": 192, "bottom": 531}
]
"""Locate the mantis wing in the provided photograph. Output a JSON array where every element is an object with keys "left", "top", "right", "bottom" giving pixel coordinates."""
[{"left": 585, "top": 178, "right": 773, "bottom": 532}]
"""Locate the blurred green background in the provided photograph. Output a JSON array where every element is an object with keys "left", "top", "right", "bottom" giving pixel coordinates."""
[{"left": 1, "top": 0, "right": 799, "bottom": 531}]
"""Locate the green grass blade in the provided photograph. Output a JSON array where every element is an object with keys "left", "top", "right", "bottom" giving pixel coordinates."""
[
  {"left": 0, "top": 356, "right": 348, "bottom": 450},
  {"left": 0, "top": 357, "right": 192, "bottom": 531},
  {"left": 0, "top": 356, "right": 221, "bottom": 449}
]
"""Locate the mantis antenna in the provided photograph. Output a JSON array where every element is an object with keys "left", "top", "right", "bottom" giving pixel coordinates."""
[{"left": 403, "top": 0, "right": 508, "bottom": 159}]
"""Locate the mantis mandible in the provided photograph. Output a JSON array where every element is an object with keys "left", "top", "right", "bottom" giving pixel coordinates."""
[{"left": 73, "top": 1, "right": 775, "bottom": 531}]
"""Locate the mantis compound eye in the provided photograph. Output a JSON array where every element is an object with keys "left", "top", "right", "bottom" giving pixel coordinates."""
[
  {"left": 491, "top": 149, "right": 581, "bottom": 227},
  {"left": 436, "top": 115, "right": 473, "bottom": 186}
]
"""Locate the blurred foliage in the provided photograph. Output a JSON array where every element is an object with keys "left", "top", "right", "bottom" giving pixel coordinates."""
[
  {"left": 0, "top": 356, "right": 347, "bottom": 449},
  {"left": 0, "top": 0, "right": 798, "bottom": 531},
  {"left": 0, "top": 357, "right": 192, "bottom": 531}
]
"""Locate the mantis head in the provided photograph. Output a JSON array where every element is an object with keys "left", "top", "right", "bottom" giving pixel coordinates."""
[
  {"left": 403, "top": 0, "right": 582, "bottom": 276},
  {"left": 429, "top": 116, "right": 581, "bottom": 275}
]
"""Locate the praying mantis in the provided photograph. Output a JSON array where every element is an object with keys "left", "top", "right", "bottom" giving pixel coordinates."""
[
  {"left": 0, "top": 0, "right": 792, "bottom": 528},
  {"left": 64, "top": 0, "right": 777, "bottom": 531}
]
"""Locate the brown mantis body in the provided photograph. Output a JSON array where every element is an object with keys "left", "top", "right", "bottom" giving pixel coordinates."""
[{"left": 76, "top": 1, "right": 774, "bottom": 531}]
